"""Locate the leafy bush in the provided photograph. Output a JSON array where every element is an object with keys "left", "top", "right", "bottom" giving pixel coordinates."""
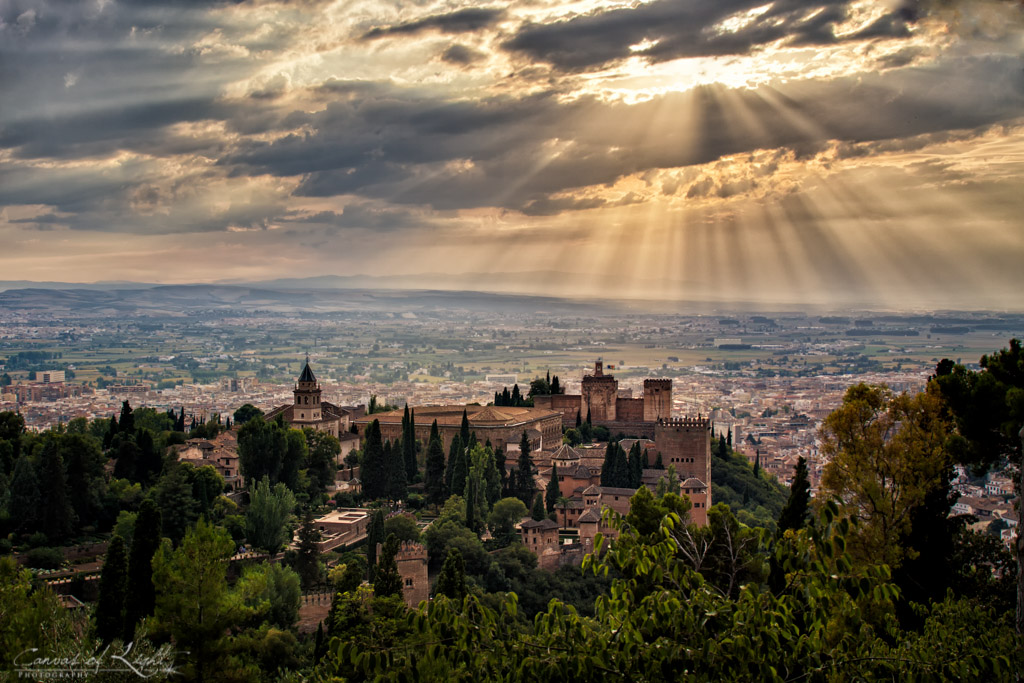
[{"left": 25, "top": 546, "right": 64, "bottom": 569}]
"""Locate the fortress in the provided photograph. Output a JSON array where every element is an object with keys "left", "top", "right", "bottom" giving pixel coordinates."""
[{"left": 532, "top": 360, "right": 672, "bottom": 438}]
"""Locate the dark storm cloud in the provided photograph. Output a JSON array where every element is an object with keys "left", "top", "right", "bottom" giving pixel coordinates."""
[
  {"left": 224, "top": 54, "right": 1024, "bottom": 214},
  {"left": 440, "top": 43, "right": 486, "bottom": 65},
  {"left": 502, "top": 0, "right": 912, "bottom": 71},
  {"left": 362, "top": 7, "right": 505, "bottom": 40}
]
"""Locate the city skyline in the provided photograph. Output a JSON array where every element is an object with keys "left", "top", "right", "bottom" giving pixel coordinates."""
[{"left": 2, "top": 0, "right": 1023, "bottom": 309}]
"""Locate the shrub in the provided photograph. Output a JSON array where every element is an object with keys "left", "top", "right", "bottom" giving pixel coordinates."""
[{"left": 25, "top": 547, "right": 64, "bottom": 569}]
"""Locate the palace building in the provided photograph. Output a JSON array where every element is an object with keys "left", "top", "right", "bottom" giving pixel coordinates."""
[{"left": 265, "top": 358, "right": 362, "bottom": 439}]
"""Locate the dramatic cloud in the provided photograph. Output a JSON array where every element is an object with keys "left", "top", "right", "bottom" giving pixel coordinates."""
[{"left": 0, "top": 0, "right": 1022, "bottom": 307}]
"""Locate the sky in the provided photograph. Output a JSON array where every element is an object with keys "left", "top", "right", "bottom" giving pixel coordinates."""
[{"left": 1, "top": 0, "right": 1023, "bottom": 309}]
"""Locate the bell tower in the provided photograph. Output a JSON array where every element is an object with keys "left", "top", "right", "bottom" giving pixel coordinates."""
[{"left": 292, "top": 355, "right": 322, "bottom": 424}]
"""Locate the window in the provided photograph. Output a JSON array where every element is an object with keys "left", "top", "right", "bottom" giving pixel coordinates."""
[{"left": 405, "top": 578, "right": 413, "bottom": 587}]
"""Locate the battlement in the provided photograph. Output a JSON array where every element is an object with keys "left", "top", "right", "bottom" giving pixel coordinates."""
[
  {"left": 395, "top": 541, "right": 427, "bottom": 563},
  {"left": 657, "top": 416, "right": 710, "bottom": 428},
  {"left": 643, "top": 378, "right": 672, "bottom": 388}
]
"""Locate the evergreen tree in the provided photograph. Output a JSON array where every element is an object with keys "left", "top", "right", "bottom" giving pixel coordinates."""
[
  {"left": 516, "top": 432, "right": 536, "bottom": 507},
  {"left": 434, "top": 548, "right": 466, "bottom": 601},
  {"left": 123, "top": 499, "right": 161, "bottom": 641},
  {"left": 314, "top": 622, "right": 326, "bottom": 663},
  {"left": 531, "top": 493, "right": 546, "bottom": 522},
  {"left": 586, "top": 407, "right": 592, "bottom": 425},
  {"left": 373, "top": 534, "right": 403, "bottom": 599},
  {"left": 575, "top": 410, "right": 582, "bottom": 429},
  {"left": 545, "top": 462, "right": 560, "bottom": 513},
  {"left": 9, "top": 456, "right": 40, "bottom": 533},
  {"left": 294, "top": 512, "right": 322, "bottom": 591},
  {"left": 403, "top": 407, "right": 417, "bottom": 482},
  {"left": 425, "top": 422, "right": 447, "bottom": 506},
  {"left": 465, "top": 475, "right": 479, "bottom": 534},
  {"left": 551, "top": 375, "right": 561, "bottom": 394},
  {"left": 654, "top": 451, "right": 664, "bottom": 469},
  {"left": 600, "top": 442, "right": 615, "bottom": 487},
  {"left": 103, "top": 414, "right": 118, "bottom": 449},
  {"left": 95, "top": 535, "right": 128, "bottom": 644},
  {"left": 628, "top": 441, "right": 644, "bottom": 487},
  {"left": 361, "top": 420, "right": 387, "bottom": 500},
  {"left": 717, "top": 436, "right": 729, "bottom": 460},
  {"left": 280, "top": 428, "right": 306, "bottom": 492},
  {"left": 727, "top": 428, "right": 733, "bottom": 448},
  {"left": 39, "top": 444, "right": 74, "bottom": 541},
  {"left": 245, "top": 476, "right": 296, "bottom": 557},
  {"left": 386, "top": 439, "right": 408, "bottom": 502},
  {"left": 175, "top": 409, "right": 185, "bottom": 432},
  {"left": 445, "top": 435, "right": 462, "bottom": 494},
  {"left": 511, "top": 384, "right": 522, "bottom": 406},
  {"left": 460, "top": 409, "right": 470, "bottom": 447},
  {"left": 777, "top": 456, "right": 811, "bottom": 536},
  {"left": 152, "top": 462, "right": 199, "bottom": 544},
  {"left": 450, "top": 442, "right": 469, "bottom": 500},
  {"left": 754, "top": 449, "right": 761, "bottom": 477},
  {"left": 113, "top": 438, "right": 140, "bottom": 482},
  {"left": 118, "top": 400, "right": 135, "bottom": 434},
  {"left": 366, "top": 508, "right": 386, "bottom": 581},
  {"left": 483, "top": 447, "right": 502, "bottom": 506},
  {"left": 496, "top": 447, "right": 508, "bottom": 497},
  {"left": 135, "top": 429, "right": 161, "bottom": 485}
]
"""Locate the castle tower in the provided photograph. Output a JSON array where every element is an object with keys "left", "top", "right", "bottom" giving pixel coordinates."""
[
  {"left": 654, "top": 416, "right": 712, "bottom": 522},
  {"left": 581, "top": 358, "right": 617, "bottom": 421},
  {"left": 394, "top": 541, "right": 428, "bottom": 607},
  {"left": 643, "top": 379, "right": 673, "bottom": 422},
  {"left": 292, "top": 356, "right": 322, "bottom": 426}
]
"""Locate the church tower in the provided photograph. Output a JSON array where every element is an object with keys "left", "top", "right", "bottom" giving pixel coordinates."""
[{"left": 292, "top": 356, "right": 322, "bottom": 425}]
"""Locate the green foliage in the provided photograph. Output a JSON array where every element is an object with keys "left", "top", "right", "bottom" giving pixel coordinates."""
[
  {"left": 150, "top": 519, "right": 244, "bottom": 681},
  {"left": 303, "top": 428, "right": 340, "bottom": 498},
  {"left": 293, "top": 512, "right": 322, "bottom": 591},
  {"left": 435, "top": 548, "right": 467, "bottom": 601},
  {"left": 530, "top": 493, "right": 546, "bottom": 522},
  {"left": 545, "top": 462, "right": 560, "bottom": 513},
  {"left": 233, "top": 403, "right": 263, "bottom": 426},
  {"left": 94, "top": 534, "right": 128, "bottom": 644},
  {"left": 237, "top": 562, "right": 302, "bottom": 630},
  {"left": 383, "top": 513, "right": 421, "bottom": 543},
  {"left": 361, "top": 420, "right": 387, "bottom": 500},
  {"left": 711, "top": 440, "right": 787, "bottom": 529},
  {"left": 488, "top": 497, "right": 528, "bottom": 546},
  {"left": 151, "top": 461, "right": 199, "bottom": 544},
  {"left": 373, "top": 534, "right": 403, "bottom": 599},
  {"left": 0, "top": 557, "right": 78, "bottom": 670},
  {"left": 777, "top": 455, "right": 811, "bottom": 536},
  {"left": 24, "top": 546, "right": 64, "bottom": 569},
  {"left": 124, "top": 498, "right": 162, "bottom": 641},
  {"left": 246, "top": 477, "right": 296, "bottom": 556},
  {"left": 424, "top": 422, "right": 447, "bottom": 506}
]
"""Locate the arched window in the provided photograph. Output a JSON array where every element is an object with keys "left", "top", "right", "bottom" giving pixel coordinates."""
[{"left": 304, "top": 396, "right": 309, "bottom": 405}]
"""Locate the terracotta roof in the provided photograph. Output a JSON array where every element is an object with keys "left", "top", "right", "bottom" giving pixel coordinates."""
[
  {"left": 551, "top": 444, "right": 582, "bottom": 462},
  {"left": 354, "top": 404, "right": 559, "bottom": 427},
  {"left": 681, "top": 477, "right": 707, "bottom": 490},
  {"left": 582, "top": 485, "right": 601, "bottom": 495},
  {"left": 520, "top": 518, "right": 559, "bottom": 530},
  {"left": 578, "top": 508, "right": 601, "bottom": 523},
  {"left": 600, "top": 486, "right": 637, "bottom": 496}
]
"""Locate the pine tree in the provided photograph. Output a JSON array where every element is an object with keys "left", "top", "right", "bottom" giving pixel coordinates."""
[
  {"left": 434, "top": 548, "right": 466, "bottom": 601},
  {"left": 545, "top": 462, "right": 560, "bottom": 513},
  {"left": 95, "top": 535, "right": 128, "bottom": 644},
  {"left": 445, "top": 435, "right": 462, "bottom": 494},
  {"left": 366, "top": 508, "right": 386, "bottom": 581},
  {"left": 460, "top": 409, "right": 470, "bottom": 446},
  {"left": 123, "top": 498, "right": 161, "bottom": 642},
  {"left": 135, "top": 429, "right": 161, "bottom": 486},
  {"left": 511, "top": 384, "right": 521, "bottom": 407},
  {"left": 361, "top": 420, "right": 387, "bottom": 500},
  {"left": 424, "top": 422, "right": 447, "bottom": 506},
  {"left": 10, "top": 455, "right": 40, "bottom": 533},
  {"left": 628, "top": 441, "right": 644, "bottom": 487},
  {"left": 777, "top": 456, "right": 810, "bottom": 536},
  {"left": 531, "top": 493, "right": 546, "bottom": 521},
  {"left": 103, "top": 414, "right": 118, "bottom": 449},
  {"left": 373, "top": 534, "right": 403, "bottom": 599}
]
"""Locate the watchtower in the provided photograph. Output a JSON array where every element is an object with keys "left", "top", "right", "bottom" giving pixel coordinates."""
[
  {"left": 642, "top": 379, "right": 672, "bottom": 422},
  {"left": 292, "top": 356, "right": 322, "bottom": 425}
]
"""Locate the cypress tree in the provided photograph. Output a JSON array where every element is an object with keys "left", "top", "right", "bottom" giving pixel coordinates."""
[
  {"left": 600, "top": 442, "right": 615, "bottom": 486},
  {"left": 586, "top": 407, "right": 592, "bottom": 425},
  {"left": 386, "top": 439, "right": 408, "bottom": 502},
  {"left": 459, "top": 409, "right": 470, "bottom": 446},
  {"left": 516, "top": 432, "right": 535, "bottom": 507},
  {"left": 483, "top": 447, "right": 502, "bottom": 506},
  {"left": 545, "top": 462, "right": 560, "bottom": 513},
  {"left": 295, "top": 512, "right": 323, "bottom": 591},
  {"left": 95, "top": 535, "right": 128, "bottom": 644},
  {"left": 361, "top": 420, "right": 386, "bottom": 500},
  {"left": 754, "top": 449, "right": 761, "bottom": 477},
  {"left": 373, "top": 534, "right": 403, "bottom": 599},
  {"left": 575, "top": 410, "right": 582, "bottom": 428},
  {"left": 531, "top": 493, "right": 546, "bottom": 521},
  {"left": 501, "top": 387, "right": 511, "bottom": 406},
  {"left": 727, "top": 427, "right": 733, "bottom": 448},
  {"left": 551, "top": 376, "right": 561, "bottom": 394},
  {"left": 403, "top": 407, "right": 417, "bottom": 482},
  {"left": 135, "top": 429, "right": 161, "bottom": 486},
  {"left": 366, "top": 508, "right": 386, "bottom": 581},
  {"left": 175, "top": 409, "right": 185, "bottom": 432},
  {"left": 10, "top": 455, "right": 41, "bottom": 533},
  {"left": 104, "top": 415, "right": 118, "bottom": 449},
  {"left": 314, "top": 623, "right": 326, "bottom": 663},
  {"left": 511, "top": 384, "right": 521, "bottom": 406},
  {"left": 123, "top": 498, "right": 161, "bottom": 641},
  {"left": 465, "top": 475, "right": 479, "bottom": 534},
  {"left": 496, "top": 447, "right": 508, "bottom": 497},
  {"left": 119, "top": 400, "right": 135, "bottom": 434},
  {"left": 445, "top": 435, "right": 462, "bottom": 494},
  {"left": 777, "top": 456, "right": 810, "bottom": 536},
  {"left": 654, "top": 451, "right": 664, "bottom": 469},
  {"left": 424, "top": 422, "right": 447, "bottom": 506},
  {"left": 628, "top": 441, "right": 644, "bottom": 487},
  {"left": 450, "top": 442, "right": 469, "bottom": 499},
  {"left": 40, "top": 444, "right": 74, "bottom": 542},
  {"left": 435, "top": 548, "right": 466, "bottom": 601}
]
